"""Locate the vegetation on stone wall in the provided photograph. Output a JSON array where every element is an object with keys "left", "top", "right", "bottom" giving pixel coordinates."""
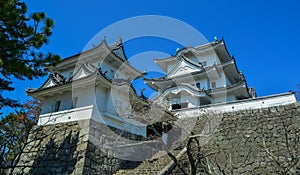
[
  {"left": 0, "top": 1, "right": 60, "bottom": 172},
  {"left": 170, "top": 103, "right": 300, "bottom": 175},
  {"left": 0, "top": 99, "right": 41, "bottom": 174},
  {"left": 2, "top": 102, "right": 300, "bottom": 175}
]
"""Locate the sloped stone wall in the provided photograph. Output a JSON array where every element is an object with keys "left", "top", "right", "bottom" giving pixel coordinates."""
[
  {"left": 7, "top": 102, "right": 300, "bottom": 175},
  {"left": 171, "top": 102, "right": 300, "bottom": 175},
  {"left": 8, "top": 119, "right": 124, "bottom": 175}
]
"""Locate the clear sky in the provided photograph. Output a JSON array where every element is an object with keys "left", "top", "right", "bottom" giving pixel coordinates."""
[{"left": 3, "top": 0, "right": 300, "bottom": 114}]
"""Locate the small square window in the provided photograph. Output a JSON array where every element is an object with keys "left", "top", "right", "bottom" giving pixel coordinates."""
[{"left": 196, "top": 82, "right": 201, "bottom": 89}]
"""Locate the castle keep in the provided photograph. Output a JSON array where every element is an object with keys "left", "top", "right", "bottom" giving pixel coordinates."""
[
  {"left": 145, "top": 38, "right": 255, "bottom": 110},
  {"left": 9, "top": 37, "right": 298, "bottom": 174}
]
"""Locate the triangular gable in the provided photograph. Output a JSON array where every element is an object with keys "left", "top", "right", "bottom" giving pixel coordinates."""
[
  {"left": 71, "top": 67, "right": 91, "bottom": 80},
  {"left": 39, "top": 75, "right": 58, "bottom": 89},
  {"left": 71, "top": 63, "right": 97, "bottom": 81},
  {"left": 167, "top": 58, "right": 203, "bottom": 78},
  {"left": 112, "top": 47, "right": 126, "bottom": 60}
]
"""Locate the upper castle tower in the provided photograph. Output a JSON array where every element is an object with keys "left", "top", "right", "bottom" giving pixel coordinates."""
[{"left": 144, "top": 38, "right": 256, "bottom": 110}]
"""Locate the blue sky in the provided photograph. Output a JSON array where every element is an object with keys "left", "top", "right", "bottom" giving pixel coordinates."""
[{"left": 3, "top": 0, "right": 300, "bottom": 114}]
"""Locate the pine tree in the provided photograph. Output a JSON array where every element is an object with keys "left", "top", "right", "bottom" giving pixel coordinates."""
[{"left": 0, "top": 0, "right": 60, "bottom": 112}]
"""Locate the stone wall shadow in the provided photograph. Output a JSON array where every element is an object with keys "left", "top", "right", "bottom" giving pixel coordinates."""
[{"left": 29, "top": 130, "right": 79, "bottom": 175}]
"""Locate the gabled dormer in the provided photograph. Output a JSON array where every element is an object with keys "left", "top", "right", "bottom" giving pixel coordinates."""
[
  {"left": 71, "top": 62, "right": 97, "bottom": 81},
  {"left": 167, "top": 56, "right": 204, "bottom": 78},
  {"left": 38, "top": 73, "right": 65, "bottom": 90}
]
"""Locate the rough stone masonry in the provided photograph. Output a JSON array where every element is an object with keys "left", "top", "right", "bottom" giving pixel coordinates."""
[{"left": 8, "top": 102, "right": 300, "bottom": 175}]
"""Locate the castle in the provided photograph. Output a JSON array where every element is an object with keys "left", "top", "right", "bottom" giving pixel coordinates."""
[
  {"left": 27, "top": 37, "right": 296, "bottom": 127},
  {"left": 8, "top": 37, "right": 298, "bottom": 175},
  {"left": 26, "top": 37, "right": 151, "bottom": 137},
  {"left": 145, "top": 38, "right": 256, "bottom": 110}
]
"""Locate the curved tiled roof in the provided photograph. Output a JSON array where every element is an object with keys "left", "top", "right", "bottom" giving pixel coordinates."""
[
  {"left": 154, "top": 38, "right": 224, "bottom": 63},
  {"left": 27, "top": 62, "right": 147, "bottom": 100},
  {"left": 153, "top": 83, "right": 212, "bottom": 102},
  {"left": 153, "top": 80, "right": 250, "bottom": 102},
  {"left": 144, "top": 58, "right": 238, "bottom": 82},
  {"left": 108, "top": 38, "right": 128, "bottom": 61},
  {"left": 52, "top": 38, "right": 127, "bottom": 66},
  {"left": 29, "top": 72, "right": 66, "bottom": 91},
  {"left": 27, "top": 62, "right": 111, "bottom": 94}
]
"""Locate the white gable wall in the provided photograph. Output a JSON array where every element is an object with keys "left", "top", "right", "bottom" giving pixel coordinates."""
[
  {"left": 54, "top": 58, "right": 119, "bottom": 81},
  {"left": 166, "top": 62, "right": 177, "bottom": 74},
  {"left": 43, "top": 78, "right": 57, "bottom": 88},
  {"left": 189, "top": 53, "right": 220, "bottom": 67},
  {"left": 168, "top": 61, "right": 201, "bottom": 78}
]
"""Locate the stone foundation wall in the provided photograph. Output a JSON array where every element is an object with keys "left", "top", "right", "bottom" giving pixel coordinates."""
[
  {"left": 8, "top": 119, "right": 124, "bottom": 175},
  {"left": 171, "top": 102, "right": 300, "bottom": 174},
  {"left": 7, "top": 102, "right": 300, "bottom": 175}
]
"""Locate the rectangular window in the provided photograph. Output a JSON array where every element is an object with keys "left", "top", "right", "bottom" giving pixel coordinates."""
[
  {"left": 211, "top": 82, "right": 216, "bottom": 89},
  {"left": 171, "top": 102, "right": 188, "bottom": 110},
  {"left": 196, "top": 82, "right": 201, "bottom": 89},
  {"left": 54, "top": 100, "right": 61, "bottom": 112},
  {"left": 171, "top": 104, "right": 181, "bottom": 110}
]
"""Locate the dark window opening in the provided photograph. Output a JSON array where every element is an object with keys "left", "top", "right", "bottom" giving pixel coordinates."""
[
  {"left": 172, "top": 104, "right": 181, "bottom": 110},
  {"left": 196, "top": 82, "right": 201, "bottom": 89},
  {"left": 211, "top": 82, "right": 216, "bottom": 89},
  {"left": 146, "top": 122, "right": 173, "bottom": 140},
  {"left": 171, "top": 102, "right": 188, "bottom": 110},
  {"left": 147, "top": 122, "right": 163, "bottom": 140},
  {"left": 54, "top": 101, "right": 61, "bottom": 112}
]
